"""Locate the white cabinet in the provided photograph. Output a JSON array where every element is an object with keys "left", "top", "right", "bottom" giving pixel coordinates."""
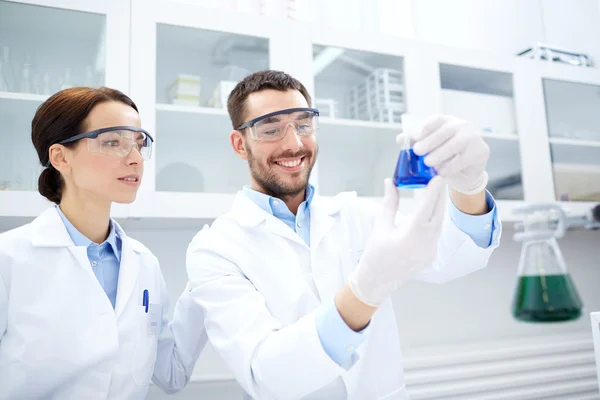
[
  {"left": 311, "top": 43, "right": 405, "bottom": 198},
  {"left": 127, "top": 0, "right": 292, "bottom": 223},
  {"left": 1, "top": 0, "right": 599, "bottom": 225},
  {"left": 0, "top": 0, "right": 130, "bottom": 218},
  {"left": 439, "top": 63, "right": 522, "bottom": 201}
]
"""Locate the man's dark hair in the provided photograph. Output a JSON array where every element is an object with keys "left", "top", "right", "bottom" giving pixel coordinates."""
[{"left": 227, "top": 70, "right": 312, "bottom": 129}]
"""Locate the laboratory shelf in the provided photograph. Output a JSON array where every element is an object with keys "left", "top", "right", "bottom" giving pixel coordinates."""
[
  {"left": 549, "top": 137, "right": 600, "bottom": 148},
  {"left": 347, "top": 197, "right": 529, "bottom": 222},
  {"left": 0, "top": 91, "right": 48, "bottom": 102},
  {"left": 155, "top": 103, "right": 228, "bottom": 116},
  {"left": 0, "top": 190, "right": 128, "bottom": 220},
  {"left": 125, "top": 192, "right": 235, "bottom": 230},
  {"left": 120, "top": 197, "right": 534, "bottom": 231},
  {"left": 481, "top": 132, "right": 519, "bottom": 141},
  {"left": 320, "top": 117, "right": 402, "bottom": 131},
  {"left": 440, "top": 63, "right": 514, "bottom": 97}
]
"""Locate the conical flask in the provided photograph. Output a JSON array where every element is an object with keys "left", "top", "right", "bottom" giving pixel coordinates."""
[
  {"left": 511, "top": 213, "right": 583, "bottom": 322},
  {"left": 393, "top": 114, "right": 436, "bottom": 188}
]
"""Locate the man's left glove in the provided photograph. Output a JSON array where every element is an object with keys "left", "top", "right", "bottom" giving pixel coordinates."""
[{"left": 397, "top": 115, "right": 490, "bottom": 195}]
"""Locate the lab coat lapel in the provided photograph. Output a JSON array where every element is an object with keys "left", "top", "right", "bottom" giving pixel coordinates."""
[
  {"left": 308, "top": 196, "right": 345, "bottom": 302},
  {"left": 31, "top": 207, "right": 113, "bottom": 307},
  {"left": 309, "top": 196, "right": 340, "bottom": 252},
  {"left": 114, "top": 233, "right": 140, "bottom": 319},
  {"left": 264, "top": 217, "right": 306, "bottom": 247},
  {"left": 31, "top": 207, "right": 77, "bottom": 248},
  {"left": 31, "top": 208, "right": 97, "bottom": 279},
  {"left": 234, "top": 191, "right": 306, "bottom": 248}
]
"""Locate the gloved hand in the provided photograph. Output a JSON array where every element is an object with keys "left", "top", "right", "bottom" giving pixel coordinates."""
[
  {"left": 397, "top": 115, "right": 490, "bottom": 195},
  {"left": 348, "top": 176, "right": 447, "bottom": 307}
]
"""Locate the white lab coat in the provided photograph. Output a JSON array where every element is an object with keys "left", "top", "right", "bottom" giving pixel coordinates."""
[
  {"left": 0, "top": 207, "right": 207, "bottom": 400},
  {"left": 186, "top": 190, "right": 501, "bottom": 400}
]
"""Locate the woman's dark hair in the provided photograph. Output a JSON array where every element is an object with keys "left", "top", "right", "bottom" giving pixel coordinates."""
[{"left": 32, "top": 87, "right": 138, "bottom": 204}]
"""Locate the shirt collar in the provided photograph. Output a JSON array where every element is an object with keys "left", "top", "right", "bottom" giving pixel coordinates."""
[
  {"left": 242, "top": 184, "right": 315, "bottom": 216},
  {"left": 55, "top": 205, "right": 121, "bottom": 260}
]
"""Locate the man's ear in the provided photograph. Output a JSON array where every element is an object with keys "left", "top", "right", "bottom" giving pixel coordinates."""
[{"left": 229, "top": 130, "right": 248, "bottom": 160}]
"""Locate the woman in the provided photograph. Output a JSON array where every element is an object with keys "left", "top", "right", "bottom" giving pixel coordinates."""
[{"left": 0, "top": 87, "right": 207, "bottom": 399}]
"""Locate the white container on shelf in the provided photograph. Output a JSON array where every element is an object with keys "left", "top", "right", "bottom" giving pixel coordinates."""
[
  {"left": 168, "top": 73, "right": 201, "bottom": 106},
  {"left": 441, "top": 89, "right": 517, "bottom": 136},
  {"left": 553, "top": 163, "right": 600, "bottom": 201},
  {"left": 315, "top": 98, "right": 339, "bottom": 119},
  {"left": 347, "top": 68, "right": 406, "bottom": 123},
  {"left": 221, "top": 65, "right": 249, "bottom": 82},
  {"left": 207, "top": 80, "right": 237, "bottom": 109}
]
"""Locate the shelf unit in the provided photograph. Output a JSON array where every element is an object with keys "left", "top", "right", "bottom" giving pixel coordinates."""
[{"left": 0, "top": 0, "right": 598, "bottom": 229}]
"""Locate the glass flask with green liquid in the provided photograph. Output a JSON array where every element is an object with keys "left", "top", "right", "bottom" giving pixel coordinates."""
[{"left": 511, "top": 209, "right": 583, "bottom": 323}]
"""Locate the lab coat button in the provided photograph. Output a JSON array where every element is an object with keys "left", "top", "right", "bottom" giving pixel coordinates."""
[
  {"left": 297, "top": 222, "right": 302, "bottom": 228},
  {"left": 483, "top": 223, "right": 491, "bottom": 230},
  {"left": 91, "top": 261, "right": 98, "bottom": 267}
]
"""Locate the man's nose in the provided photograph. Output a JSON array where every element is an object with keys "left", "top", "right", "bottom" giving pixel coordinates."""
[{"left": 279, "top": 123, "right": 303, "bottom": 150}]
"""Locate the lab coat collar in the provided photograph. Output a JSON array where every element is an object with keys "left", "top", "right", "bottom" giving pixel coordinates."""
[
  {"left": 54, "top": 205, "right": 122, "bottom": 261},
  {"left": 307, "top": 194, "right": 342, "bottom": 252},
  {"left": 232, "top": 190, "right": 341, "bottom": 228},
  {"left": 232, "top": 190, "right": 342, "bottom": 250},
  {"left": 31, "top": 207, "right": 79, "bottom": 247}
]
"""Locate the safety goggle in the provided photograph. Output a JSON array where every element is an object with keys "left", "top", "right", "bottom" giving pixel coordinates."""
[
  {"left": 236, "top": 107, "right": 320, "bottom": 141},
  {"left": 53, "top": 126, "right": 154, "bottom": 163}
]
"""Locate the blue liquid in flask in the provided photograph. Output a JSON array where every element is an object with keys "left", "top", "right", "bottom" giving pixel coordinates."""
[{"left": 393, "top": 149, "right": 436, "bottom": 188}]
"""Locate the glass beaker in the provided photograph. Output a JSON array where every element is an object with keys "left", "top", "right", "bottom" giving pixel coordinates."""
[
  {"left": 1, "top": 46, "right": 15, "bottom": 91},
  {"left": 511, "top": 237, "right": 583, "bottom": 322},
  {"left": 393, "top": 113, "right": 436, "bottom": 188},
  {"left": 0, "top": 61, "right": 8, "bottom": 91}
]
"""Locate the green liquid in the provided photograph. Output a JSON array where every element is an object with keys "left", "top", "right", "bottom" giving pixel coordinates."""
[{"left": 512, "top": 274, "right": 583, "bottom": 322}]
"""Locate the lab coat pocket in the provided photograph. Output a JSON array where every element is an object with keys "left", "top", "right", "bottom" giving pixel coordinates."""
[{"left": 131, "top": 305, "right": 159, "bottom": 386}]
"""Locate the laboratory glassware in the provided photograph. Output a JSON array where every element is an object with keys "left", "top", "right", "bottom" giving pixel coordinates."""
[
  {"left": 393, "top": 113, "right": 436, "bottom": 188},
  {"left": 511, "top": 205, "right": 584, "bottom": 323}
]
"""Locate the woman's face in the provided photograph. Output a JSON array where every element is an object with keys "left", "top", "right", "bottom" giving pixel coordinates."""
[{"left": 65, "top": 101, "right": 145, "bottom": 205}]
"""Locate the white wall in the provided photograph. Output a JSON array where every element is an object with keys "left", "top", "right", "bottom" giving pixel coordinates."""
[
  {"left": 412, "top": 0, "right": 600, "bottom": 63},
  {"left": 131, "top": 223, "right": 600, "bottom": 399}
]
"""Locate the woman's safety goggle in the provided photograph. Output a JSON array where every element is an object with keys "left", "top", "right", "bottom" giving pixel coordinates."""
[
  {"left": 54, "top": 126, "right": 154, "bottom": 161},
  {"left": 236, "top": 107, "right": 320, "bottom": 141}
]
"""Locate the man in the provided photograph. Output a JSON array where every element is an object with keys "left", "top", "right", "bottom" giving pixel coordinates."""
[{"left": 186, "top": 70, "right": 501, "bottom": 399}]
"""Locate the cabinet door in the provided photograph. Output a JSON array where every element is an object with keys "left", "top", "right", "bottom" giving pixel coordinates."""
[
  {"left": 543, "top": 78, "right": 600, "bottom": 202},
  {"left": 130, "top": 0, "right": 273, "bottom": 197},
  {"left": 0, "top": 0, "right": 128, "bottom": 216},
  {"left": 311, "top": 40, "right": 409, "bottom": 198},
  {"left": 439, "top": 63, "right": 523, "bottom": 200}
]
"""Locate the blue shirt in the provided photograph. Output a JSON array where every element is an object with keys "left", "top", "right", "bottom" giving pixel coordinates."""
[
  {"left": 56, "top": 206, "right": 121, "bottom": 309},
  {"left": 243, "top": 186, "right": 498, "bottom": 368}
]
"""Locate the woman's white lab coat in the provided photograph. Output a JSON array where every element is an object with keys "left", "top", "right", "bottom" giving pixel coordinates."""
[
  {"left": 186, "top": 191, "right": 501, "bottom": 400},
  {"left": 0, "top": 207, "right": 207, "bottom": 399}
]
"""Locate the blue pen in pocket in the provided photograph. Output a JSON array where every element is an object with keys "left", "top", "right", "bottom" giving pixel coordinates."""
[{"left": 143, "top": 289, "right": 149, "bottom": 313}]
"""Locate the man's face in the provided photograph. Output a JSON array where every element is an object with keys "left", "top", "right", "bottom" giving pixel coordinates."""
[{"left": 234, "top": 89, "right": 318, "bottom": 199}]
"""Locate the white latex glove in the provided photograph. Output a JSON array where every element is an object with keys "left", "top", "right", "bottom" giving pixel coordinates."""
[
  {"left": 348, "top": 176, "right": 447, "bottom": 307},
  {"left": 397, "top": 115, "right": 490, "bottom": 195}
]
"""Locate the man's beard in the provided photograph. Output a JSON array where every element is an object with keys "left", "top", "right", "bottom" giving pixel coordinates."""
[{"left": 247, "top": 146, "right": 317, "bottom": 199}]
